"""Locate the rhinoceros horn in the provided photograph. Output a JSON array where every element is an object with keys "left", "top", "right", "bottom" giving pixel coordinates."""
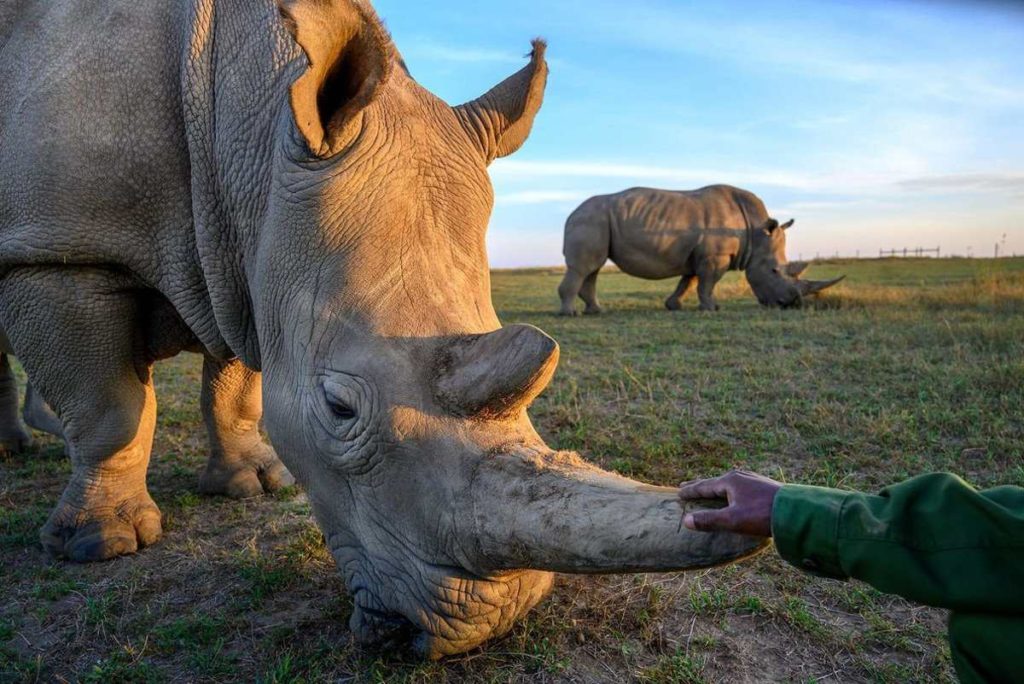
[
  {"left": 797, "top": 275, "right": 846, "bottom": 296},
  {"left": 437, "top": 326, "right": 768, "bottom": 577},
  {"left": 436, "top": 324, "right": 559, "bottom": 419},
  {"left": 469, "top": 455, "right": 767, "bottom": 575},
  {"left": 785, "top": 261, "right": 810, "bottom": 279}
]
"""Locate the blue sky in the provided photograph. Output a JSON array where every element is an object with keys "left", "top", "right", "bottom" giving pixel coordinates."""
[{"left": 374, "top": 0, "right": 1024, "bottom": 267}]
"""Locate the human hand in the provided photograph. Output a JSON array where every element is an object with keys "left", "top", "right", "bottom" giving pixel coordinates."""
[{"left": 678, "top": 470, "right": 782, "bottom": 537}]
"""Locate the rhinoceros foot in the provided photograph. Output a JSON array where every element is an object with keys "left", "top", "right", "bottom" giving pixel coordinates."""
[
  {"left": 199, "top": 444, "right": 295, "bottom": 499},
  {"left": 0, "top": 425, "right": 33, "bottom": 455},
  {"left": 41, "top": 487, "right": 162, "bottom": 562}
]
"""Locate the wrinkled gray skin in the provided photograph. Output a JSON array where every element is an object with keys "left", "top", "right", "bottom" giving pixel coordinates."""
[
  {"left": 0, "top": 0, "right": 766, "bottom": 658},
  {"left": 559, "top": 185, "right": 844, "bottom": 315},
  {"left": 0, "top": 374, "right": 66, "bottom": 454}
]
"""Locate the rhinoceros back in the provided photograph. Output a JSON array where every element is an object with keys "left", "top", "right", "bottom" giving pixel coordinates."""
[
  {"left": 0, "top": 0, "right": 273, "bottom": 358},
  {"left": 568, "top": 186, "right": 768, "bottom": 279},
  {"left": 0, "top": 0, "right": 198, "bottom": 266}
]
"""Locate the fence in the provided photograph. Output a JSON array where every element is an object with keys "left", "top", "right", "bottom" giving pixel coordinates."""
[
  {"left": 791, "top": 246, "right": 1018, "bottom": 261},
  {"left": 879, "top": 247, "right": 941, "bottom": 258}
]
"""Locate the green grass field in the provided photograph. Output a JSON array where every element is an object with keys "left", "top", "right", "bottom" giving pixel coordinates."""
[{"left": 2, "top": 257, "right": 1022, "bottom": 682}]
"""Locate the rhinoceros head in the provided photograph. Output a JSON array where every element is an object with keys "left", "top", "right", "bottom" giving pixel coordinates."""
[
  {"left": 252, "top": 0, "right": 766, "bottom": 658},
  {"left": 745, "top": 219, "right": 843, "bottom": 307}
]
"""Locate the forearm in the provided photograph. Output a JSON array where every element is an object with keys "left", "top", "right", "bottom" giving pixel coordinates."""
[{"left": 772, "top": 473, "right": 1024, "bottom": 614}]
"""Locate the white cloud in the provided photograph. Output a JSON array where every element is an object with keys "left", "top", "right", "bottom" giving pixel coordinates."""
[
  {"left": 402, "top": 41, "right": 526, "bottom": 65},
  {"left": 573, "top": 0, "right": 1024, "bottom": 109},
  {"left": 492, "top": 159, "right": 822, "bottom": 192},
  {"left": 493, "top": 160, "right": 1024, "bottom": 202},
  {"left": 496, "top": 190, "right": 590, "bottom": 206},
  {"left": 772, "top": 199, "right": 878, "bottom": 215},
  {"left": 896, "top": 173, "right": 1024, "bottom": 194},
  {"left": 486, "top": 231, "right": 563, "bottom": 269}
]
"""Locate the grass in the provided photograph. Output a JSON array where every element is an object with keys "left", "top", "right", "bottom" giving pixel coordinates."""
[
  {"left": 1, "top": 256, "right": 1021, "bottom": 682},
  {"left": 636, "top": 650, "right": 708, "bottom": 684}
]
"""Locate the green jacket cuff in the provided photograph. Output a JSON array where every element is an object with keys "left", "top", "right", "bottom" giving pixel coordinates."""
[{"left": 772, "top": 484, "right": 850, "bottom": 580}]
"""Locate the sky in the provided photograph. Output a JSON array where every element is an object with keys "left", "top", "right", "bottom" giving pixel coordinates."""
[{"left": 373, "top": 0, "right": 1024, "bottom": 267}]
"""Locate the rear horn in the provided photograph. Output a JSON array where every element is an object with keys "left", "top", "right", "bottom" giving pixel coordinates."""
[{"left": 435, "top": 325, "right": 559, "bottom": 419}]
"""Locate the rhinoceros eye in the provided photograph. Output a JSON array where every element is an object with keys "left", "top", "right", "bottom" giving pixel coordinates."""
[
  {"left": 323, "top": 378, "right": 362, "bottom": 424},
  {"left": 326, "top": 395, "right": 357, "bottom": 421},
  {"left": 315, "top": 374, "right": 379, "bottom": 472}
]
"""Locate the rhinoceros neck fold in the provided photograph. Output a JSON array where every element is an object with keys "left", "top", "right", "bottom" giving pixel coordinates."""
[
  {"left": 732, "top": 201, "right": 755, "bottom": 272},
  {"left": 180, "top": 0, "right": 298, "bottom": 367}
]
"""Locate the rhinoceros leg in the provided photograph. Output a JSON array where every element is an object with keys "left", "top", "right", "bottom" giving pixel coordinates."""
[
  {"left": 23, "top": 382, "right": 66, "bottom": 442},
  {"left": 0, "top": 268, "right": 163, "bottom": 562},
  {"left": 0, "top": 354, "right": 32, "bottom": 454},
  {"left": 578, "top": 271, "right": 603, "bottom": 315},
  {"left": 697, "top": 257, "right": 729, "bottom": 312},
  {"left": 664, "top": 275, "right": 696, "bottom": 311},
  {"left": 198, "top": 356, "right": 294, "bottom": 499},
  {"left": 557, "top": 268, "right": 586, "bottom": 316}
]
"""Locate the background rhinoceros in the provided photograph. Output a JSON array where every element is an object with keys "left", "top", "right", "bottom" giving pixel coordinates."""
[
  {"left": 0, "top": 0, "right": 763, "bottom": 658},
  {"left": 558, "top": 185, "right": 844, "bottom": 315}
]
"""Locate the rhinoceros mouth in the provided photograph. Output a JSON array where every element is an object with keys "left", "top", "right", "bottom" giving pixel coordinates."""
[
  {"left": 330, "top": 537, "right": 554, "bottom": 658},
  {"left": 349, "top": 590, "right": 418, "bottom": 646},
  {"left": 778, "top": 296, "right": 803, "bottom": 309}
]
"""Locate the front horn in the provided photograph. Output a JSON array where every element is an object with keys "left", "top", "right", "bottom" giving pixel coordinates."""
[{"left": 797, "top": 275, "right": 846, "bottom": 296}]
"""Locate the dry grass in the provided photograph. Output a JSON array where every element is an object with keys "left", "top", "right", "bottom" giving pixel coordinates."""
[{"left": 2, "top": 257, "right": 1022, "bottom": 682}]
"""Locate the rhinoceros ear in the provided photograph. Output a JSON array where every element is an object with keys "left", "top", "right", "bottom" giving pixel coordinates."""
[
  {"left": 436, "top": 325, "right": 559, "bottom": 420},
  {"left": 278, "top": 0, "right": 395, "bottom": 157},
  {"left": 454, "top": 40, "right": 549, "bottom": 164},
  {"left": 763, "top": 218, "right": 781, "bottom": 233},
  {"left": 780, "top": 219, "right": 795, "bottom": 230}
]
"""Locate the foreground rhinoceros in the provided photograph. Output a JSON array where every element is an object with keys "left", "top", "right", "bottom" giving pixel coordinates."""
[
  {"left": 0, "top": 0, "right": 764, "bottom": 658},
  {"left": 558, "top": 185, "right": 844, "bottom": 314}
]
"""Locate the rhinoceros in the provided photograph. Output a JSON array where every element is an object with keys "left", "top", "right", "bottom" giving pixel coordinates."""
[
  {"left": 0, "top": 0, "right": 764, "bottom": 658},
  {"left": 0, "top": 375, "right": 65, "bottom": 454},
  {"left": 558, "top": 185, "right": 844, "bottom": 315}
]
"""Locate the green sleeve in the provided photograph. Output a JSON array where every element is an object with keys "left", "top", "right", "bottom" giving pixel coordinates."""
[{"left": 771, "top": 473, "right": 1024, "bottom": 614}]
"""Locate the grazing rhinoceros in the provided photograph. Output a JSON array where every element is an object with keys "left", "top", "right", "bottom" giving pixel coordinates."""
[
  {"left": 558, "top": 185, "right": 844, "bottom": 315},
  {"left": 0, "top": 0, "right": 764, "bottom": 659}
]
